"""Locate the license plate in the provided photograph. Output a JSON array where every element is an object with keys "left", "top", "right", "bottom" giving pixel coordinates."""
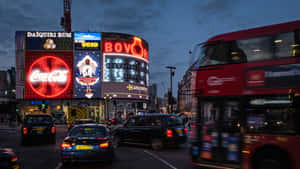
[
  {"left": 36, "top": 130, "right": 43, "bottom": 134},
  {"left": 76, "top": 145, "right": 92, "bottom": 150},
  {"left": 176, "top": 129, "right": 183, "bottom": 136}
]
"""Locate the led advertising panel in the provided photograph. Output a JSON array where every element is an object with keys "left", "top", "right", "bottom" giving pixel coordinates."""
[
  {"left": 74, "top": 51, "right": 101, "bottom": 98},
  {"left": 74, "top": 32, "right": 101, "bottom": 51},
  {"left": 25, "top": 31, "right": 73, "bottom": 51},
  {"left": 101, "top": 33, "right": 149, "bottom": 100},
  {"left": 24, "top": 51, "right": 73, "bottom": 99},
  {"left": 103, "top": 54, "right": 148, "bottom": 85}
]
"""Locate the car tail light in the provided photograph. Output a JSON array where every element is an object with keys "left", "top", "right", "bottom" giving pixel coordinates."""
[
  {"left": 61, "top": 142, "right": 71, "bottom": 149},
  {"left": 12, "top": 165, "right": 19, "bottom": 169},
  {"left": 97, "top": 137, "right": 107, "bottom": 140},
  {"left": 184, "top": 128, "right": 188, "bottom": 132},
  {"left": 11, "top": 156, "right": 18, "bottom": 162},
  {"left": 51, "top": 126, "right": 56, "bottom": 134},
  {"left": 166, "top": 129, "right": 173, "bottom": 137},
  {"left": 23, "top": 127, "right": 28, "bottom": 135},
  {"left": 100, "top": 142, "right": 109, "bottom": 148}
]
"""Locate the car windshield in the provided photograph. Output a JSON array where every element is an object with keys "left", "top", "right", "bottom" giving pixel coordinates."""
[
  {"left": 69, "top": 126, "right": 106, "bottom": 137},
  {"left": 167, "top": 116, "right": 183, "bottom": 126},
  {"left": 25, "top": 116, "right": 52, "bottom": 124}
]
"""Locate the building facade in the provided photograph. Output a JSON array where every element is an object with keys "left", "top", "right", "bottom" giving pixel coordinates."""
[
  {"left": 15, "top": 31, "right": 149, "bottom": 122},
  {"left": 177, "top": 65, "right": 197, "bottom": 118}
]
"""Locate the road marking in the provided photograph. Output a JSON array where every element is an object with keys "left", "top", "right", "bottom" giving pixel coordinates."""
[
  {"left": 144, "top": 150, "right": 178, "bottom": 169},
  {"left": 54, "top": 162, "right": 62, "bottom": 169}
]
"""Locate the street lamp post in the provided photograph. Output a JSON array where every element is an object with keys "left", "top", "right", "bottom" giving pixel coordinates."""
[
  {"left": 166, "top": 66, "right": 176, "bottom": 113},
  {"left": 104, "top": 94, "right": 112, "bottom": 120}
]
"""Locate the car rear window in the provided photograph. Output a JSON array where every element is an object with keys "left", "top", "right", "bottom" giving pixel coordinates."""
[
  {"left": 70, "top": 127, "right": 106, "bottom": 137},
  {"left": 167, "top": 116, "right": 183, "bottom": 126},
  {"left": 74, "top": 120, "right": 95, "bottom": 124},
  {"left": 25, "top": 115, "right": 52, "bottom": 124}
]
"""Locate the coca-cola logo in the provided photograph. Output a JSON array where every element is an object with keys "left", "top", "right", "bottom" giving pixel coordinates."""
[
  {"left": 30, "top": 70, "right": 68, "bottom": 83},
  {"left": 27, "top": 55, "right": 71, "bottom": 98}
]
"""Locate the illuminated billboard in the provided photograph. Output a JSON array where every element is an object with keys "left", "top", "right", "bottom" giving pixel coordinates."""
[
  {"left": 101, "top": 33, "right": 149, "bottom": 100},
  {"left": 20, "top": 31, "right": 148, "bottom": 100},
  {"left": 25, "top": 31, "right": 73, "bottom": 51},
  {"left": 74, "top": 51, "right": 101, "bottom": 98},
  {"left": 74, "top": 32, "right": 101, "bottom": 51},
  {"left": 24, "top": 51, "right": 73, "bottom": 98},
  {"left": 24, "top": 31, "right": 74, "bottom": 99}
]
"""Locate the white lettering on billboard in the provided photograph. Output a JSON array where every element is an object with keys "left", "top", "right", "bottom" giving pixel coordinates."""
[{"left": 29, "top": 69, "right": 68, "bottom": 83}]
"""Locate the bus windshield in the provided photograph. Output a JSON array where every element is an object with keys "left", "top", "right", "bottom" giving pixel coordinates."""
[{"left": 196, "top": 31, "right": 300, "bottom": 67}]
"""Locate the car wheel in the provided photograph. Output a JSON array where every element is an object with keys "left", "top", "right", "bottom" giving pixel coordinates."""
[
  {"left": 252, "top": 149, "right": 290, "bottom": 169},
  {"left": 151, "top": 139, "right": 163, "bottom": 151},
  {"left": 112, "top": 135, "right": 121, "bottom": 148}
]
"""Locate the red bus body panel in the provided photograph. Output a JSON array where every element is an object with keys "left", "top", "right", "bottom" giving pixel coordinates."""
[{"left": 195, "top": 57, "right": 300, "bottom": 97}]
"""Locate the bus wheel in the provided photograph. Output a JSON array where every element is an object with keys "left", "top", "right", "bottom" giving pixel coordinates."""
[{"left": 253, "top": 149, "right": 290, "bottom": 169}]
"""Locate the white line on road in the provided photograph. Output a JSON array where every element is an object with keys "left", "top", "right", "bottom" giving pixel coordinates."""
[
  {"left": 143, "top": 150, "right": 178, "bottom": 169},
  {"left": 54, "top": 162, "right": 62, "bottom": 169}
]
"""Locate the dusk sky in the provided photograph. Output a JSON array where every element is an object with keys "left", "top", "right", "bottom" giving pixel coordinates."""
[{"left": 1, "top": 0, "right": 300, "bottom": 97}]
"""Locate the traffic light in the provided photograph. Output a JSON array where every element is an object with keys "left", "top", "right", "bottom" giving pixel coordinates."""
[{"left": 42, "top": 103, "right": 45, "bottom": 109}]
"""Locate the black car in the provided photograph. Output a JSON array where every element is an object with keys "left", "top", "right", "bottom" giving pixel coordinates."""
[
  {"left": 0, "top": 148, "right": 19, "bottom": 169},
  {"left": 68, "top": 119, "right": 96, "bottom": 130},
  {"left": 61, "top": 124, "right": 114, "bottom": 165},
  {"left": 112, "top": 114, "right": 187, "bottom": 150},
  {"left": 21, "top": 114, "right": 56, "bottom": 145}
]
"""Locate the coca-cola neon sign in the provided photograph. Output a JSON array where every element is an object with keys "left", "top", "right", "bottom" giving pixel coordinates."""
[
  {"left": 27, "top": 55, "right": 72, "bottom": 98},
  {"left": 103, "top": 37, "right": 149, "bottom": 62},
  {"left": 30, "top": 70, "right": 68, "bottom": 83}
]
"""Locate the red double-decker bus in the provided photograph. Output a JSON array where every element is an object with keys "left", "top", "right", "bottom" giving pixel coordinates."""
[{"left": 190, "top": 20, "right": 300, "bottom": 169}]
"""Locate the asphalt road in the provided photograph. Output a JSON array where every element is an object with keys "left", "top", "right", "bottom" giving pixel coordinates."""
[{"left": 0, "top": 125, "right": 201, "bottom": 169}]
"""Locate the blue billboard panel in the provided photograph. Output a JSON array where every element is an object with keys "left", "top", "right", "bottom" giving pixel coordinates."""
[
  {"left": 74, "top": 32, "right": 101, "bottom": 51},
  {"left": 74, "top": 51, "right": 101, "bottom": 98}
]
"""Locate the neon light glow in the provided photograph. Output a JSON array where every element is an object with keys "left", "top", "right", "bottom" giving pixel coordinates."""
[
  {"left": 30, "top": 69, "right": 68, "bottom": 83},
  {"left": 27, "top": 55, "right": 72, "bottom": 98},
  {"left": 103, "top": 37, "right": 149, "bottom": 61}
]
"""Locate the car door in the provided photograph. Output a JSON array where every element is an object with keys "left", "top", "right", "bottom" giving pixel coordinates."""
[
  {"left": 134, "top": 116, "right": 152, "bottom": 144},
  {"left": 119, "top": 117, "right": 136, "bottom": 142}
]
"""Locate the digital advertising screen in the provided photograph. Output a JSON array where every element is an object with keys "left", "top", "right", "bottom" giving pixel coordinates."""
[
  {"left": 101, "top": 33, "right": 149, "bottom": 100},
  {"left": 24, "top": 51, "right": 73, "bottom": 99},
  {"left": 25, "top": 31, "right": 73, "bottom": 51},
  {"left": 74, "top": 32, "right": 101, "bottom": 51},
  {"left": 74, "top": 51, "right": 101, "bottom": 98},
  {"left": 103, "top": 54, "right": 149, "bottom": 85}
]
